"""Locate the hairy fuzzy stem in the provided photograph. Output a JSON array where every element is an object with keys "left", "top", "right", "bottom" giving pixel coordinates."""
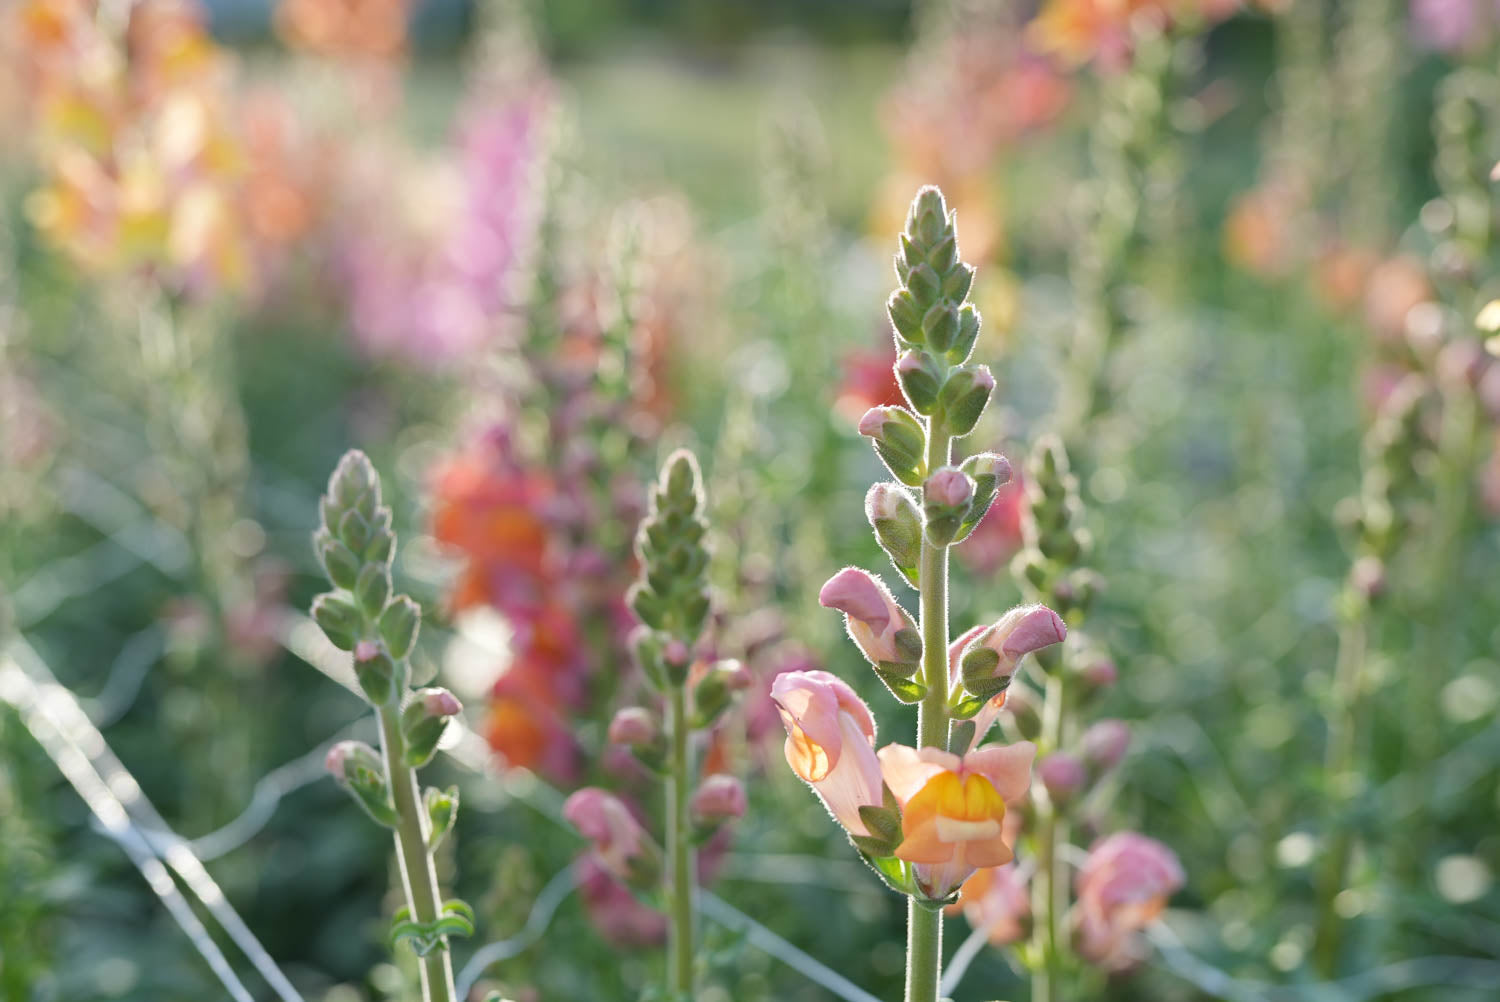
[
  {"left": 667, "top": 681, "right": 695, "bottom": 996},
  {"left": 1312, "top": 614, "right": 1369, "bottom": 977},
  {"left": 377, "top": 706, "right": 456, "bottom": 1002},
  {"left": 1032, "top": 663, "right": 1069, "bottom": 1002},
  {"left": 905, "top": 423, "right": 952, "bottom": 1002}
]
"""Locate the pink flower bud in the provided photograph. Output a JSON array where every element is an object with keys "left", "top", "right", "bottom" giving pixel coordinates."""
[
  {"left": 858, "top": 407, "right": 889, "bottom": 437},
  {"left": 959, "top": 604, "right": 1067, "bottom": 691},
  {"left": 967, "top": 452, "right": 1012, "bottom": 483},
  {"left": 325, "top": 739, "right": 379, "bottom": 783},
  {"left": 926, "top": 468, "right": 976, "bottom": 508},
  {"left": 608, "top": 707, "right": 657, "bottom": 746},
  {"left": 354, "top": 640, "right": 380, "bottom": 662},
  {"left": 663, "top": 639, "right": 690, "bottom": 669},
  {"left": 325, "top": 741, "right": 353, "bottom": 780},
  {"left": 1038, "top": 752, "right": 1087, "bottom": 804},
  {"left": 896, "top": 353, "right": 927, "bottom": 376},
  {"left": 972, "top": 366, "right": 996, "bottom": 392},
  {"left": 1080, "top": 657, "right": 1118, "bottom": 689},
  {"left": 866, "top": 482, "right": 909, "bottom": 521},
  {"left": 1081, "top": 719, "right": 1130, "bottom": 771},
  {"left": 422, "top": 688, "right": 462, "bottom": 717},
  {"left": 690, "top": 774, "right": 747, "bottom": 825},
  {"left": 717, "top": 659, "right": 753, "bottom": 691},
  {"left": 818, "top": 567, "right": 920, "bottom": 667}
]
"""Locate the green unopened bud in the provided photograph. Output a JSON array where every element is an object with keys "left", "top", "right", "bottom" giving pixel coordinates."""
[
  {"left": 312, "top": 592, "right": 362, "bottom": 651},
  {"left": 364, "top": 527, "right": 394, "bottom": 567},
  {"left": 425, "top": 785, "right": 459, "bottom": 850},
  {"left": 326, "top": 740, "right": 398, "bottom": 828},
  {"left": 378, "top": 595, "right": 420, "bottom": 660},
  {"left": 896, "top": 350, "right": 943, "bottom": 414},
  {"left": 355, "top": 563, "right": 390, "bottom": 618},
  {"left": 329, "top": 451, "right": 379, "bottom": 514},
  {"left": 692, "top": 659, "right": 751, "bottom": 728},
  {"left": 315, "top": 531, "right": 361, "bottom": 590},
  {"left": 952, "top": 451, "right": 1012, "bottom": 543},
  {"left": 353, "top": 640, "right": 402, "bottom": 705},
  {"left": 937, "top": 364, "right": 994, "bottom": 438},
  {"left": 923, "top": 467, "right": 976, "bottom": 546},
  {"left": 942, "top": 263, "right": 975, "bottom": 302},
  {"left": 907, "top": 262, "right": 941, "bottom": 306},
  {"left": 865, "top": 482, "right": 922, "bottom": 586},
  {"left": 858, "top": 406, "right": 926, "bottom": 486},
  {"left": 907, "top": 186, "right": 949, "bottom": 247},
  {"left": 338, "top": 508, "right": 372, "bottom": 553},
  {"left": 888, "top": 289, "right": 924, "bottom": 345},
  {"left": 921, "top": 304, "right": 960, "bottom": 353},
  {"left": 630, "top": 626, "right": 668, "bottom": 689},
  {"left": 402, "top": 688, "right": 462, "bottom": 767},
  {"left": 631, "top": 450, "right": 713, "bottom": 645},
  {"left": 948, "top": 305, "right": 981, "bottom": 363}
]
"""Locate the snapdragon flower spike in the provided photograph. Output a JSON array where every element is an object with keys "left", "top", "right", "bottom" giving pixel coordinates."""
[
  {"left": 923, "top": 467, "right": 977, "bottom": 546},
  {"left": 866, "top": 482, "right": 923, "bottom": 587},
  {"left": 878, "top": 741, "right": 1036, "bottom": 900},
  {"left": 818, "top": 567, "right": 924, "bottom": 702},
  {"left": 627, "top": 449, "right": 712, "bottom": 670},
  {"left": 956, "top": 604, "right": 1067, "bottom": 706},
  {"left": 771, "top": 670, "right": 885, "bottom": 840},
  {"left": 564, "top": 788, "right": 662, "bottom": 889},
  {"left": 859, "top": 405, "right": 927, "bottom": 486}
]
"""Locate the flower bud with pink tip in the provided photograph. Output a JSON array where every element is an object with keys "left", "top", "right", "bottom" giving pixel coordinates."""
[
  {"left": 565, "top": 787, "right": 660, "bottom": 887},
  {"left": 770, "top": 670, "right": 884, "bottom": 837},
  {"left": 1080, "top": 719, "right": 1130, "bottom": 772},
  {"left": 1037, "top": 752, "right": 1087, "bottom": 805},
  {"left": 690, "top": 774, "right": 747, "bottom": 828},
  {"left": 877, "top": 740, "right": 1036, "bottom": 899},
  {"left": 609, "top": 707, "right": 658, "bottom": 747},
  {"left": 819, "top": 568, "right": 922, "bottom": 678},
  {"left": 957, "top": 604, "right": 1067, "bottom": 700}
]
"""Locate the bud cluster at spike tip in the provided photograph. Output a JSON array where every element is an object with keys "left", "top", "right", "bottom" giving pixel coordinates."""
[
  {"left": 1013, "top": 434, "right": 1101, "bottom": 623},
  {"left": 627, "top": 449, "right": 713, "bottom": 671},
  {"left": 311, "top": 451, "right": 422, "bottom": 705}
]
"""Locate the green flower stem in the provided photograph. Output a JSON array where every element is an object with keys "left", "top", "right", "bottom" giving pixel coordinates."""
[
  {"left": 377, "top": 705, "right": 456, "bottom": 1002},
  {"left": 906, "top": 422, "right": 952, "bottom": 1002},
  {"left": 1032, "top": 664, "right": 1069, "bottom": 1002},
  {"left": 1312, "top": 613, "right": 1369, "bottom": 978},
  {"left": 667, "top": 680, "right": 696, "bottom": 997}
]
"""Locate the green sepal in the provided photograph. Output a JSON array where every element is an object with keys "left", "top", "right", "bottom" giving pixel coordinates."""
[
  {"left": 389, "top": 900, "right": 475, "bottom": 957},
  {"left": 311, "top": 592, "right": 361, "bottom": 651},
  {"left": 425, "top": 785, "right": 459, "bottom": 851},
  {"left": 892, "top": 628, "right": 924, "bottom": 663},
  {"left": 355, "top": 562, "right": 390, "bottom": 619},
  {"left": 857, "top": 850, "right": 915, "bottom": 897},
  {"left": 874, "top": 666, "right": 925, "bottom": 703},
  {"left": 338, "top": 508, "right": 372, "bottom": 553},
  {"left": 378, "top": 596, "right": 420, "bottom": 660},
  {"left": 316, "top": 533, "right": 361, "bottom": 591},
  {"left": 948, "top": 720, "right": 977, "bottom": 754},
  {"left": 949, "top": 693, "right": 990, "bottom": 721},
  {"left": 354, "top": 649, "right": 401, "bottom": 706},
  {"left": 913, "top": 888, "right": 961, "bottom": 911}
]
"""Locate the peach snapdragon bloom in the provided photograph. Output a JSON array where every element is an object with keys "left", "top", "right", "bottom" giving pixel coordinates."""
[
  {"left": 1074, "top": 831, "right": 1184, "bottom": 971},
  {"left": 770, "top": 670, "right": 884, "bottom": 837},
  {"left": 878, "top": 741, "right": 1036, "bottom": 898}
]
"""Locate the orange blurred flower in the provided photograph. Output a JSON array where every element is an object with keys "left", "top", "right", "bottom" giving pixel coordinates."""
[{"left": 275, "top": 0, "right": 411, "bottom": 60}]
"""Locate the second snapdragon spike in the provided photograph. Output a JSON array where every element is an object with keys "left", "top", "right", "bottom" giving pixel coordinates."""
[
  {"left": 311, "top": 452, "right": 469, "bottom": 1002},
  {"left": 574, "top": 448, "right": 744, "bottom": 1000}
]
